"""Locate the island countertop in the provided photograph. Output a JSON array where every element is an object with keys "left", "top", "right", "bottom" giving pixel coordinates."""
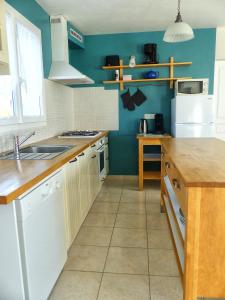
[
  {"left": 162, "top": 137, "right": 225, "bottom": 188},
  {"left": 0, "top": 132, "right": 108, "bottom": 204}
]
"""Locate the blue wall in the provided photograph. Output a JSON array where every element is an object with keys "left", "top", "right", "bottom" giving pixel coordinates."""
[
  {"left": 6, "top": 0, "right": 52, "bottom": 78},
  {"left": 70, "top": 29, "right": 216, "bottom": 175}
]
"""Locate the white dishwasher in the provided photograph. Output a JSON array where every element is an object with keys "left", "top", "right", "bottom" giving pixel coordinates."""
[{"left": 16, "top": 170, "right": 67, "bottom": 300}]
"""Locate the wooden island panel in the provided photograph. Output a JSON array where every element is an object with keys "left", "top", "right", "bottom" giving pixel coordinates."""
[{"left": 162, "top": 138, "right": 225, "bottom": 300}]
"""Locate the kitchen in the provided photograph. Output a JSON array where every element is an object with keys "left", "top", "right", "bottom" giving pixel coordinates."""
[{"left": 0, "top": 0, "right": 225, "bottom": 300}]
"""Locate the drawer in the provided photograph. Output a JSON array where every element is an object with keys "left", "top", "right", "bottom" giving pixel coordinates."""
[{"left": 163, "top": 156, "right": 187, "bottom": 216}]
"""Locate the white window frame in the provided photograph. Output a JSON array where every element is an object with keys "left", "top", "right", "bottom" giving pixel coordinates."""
[{"left": 0, "top": 3, "right": 46, "bottom": 130}]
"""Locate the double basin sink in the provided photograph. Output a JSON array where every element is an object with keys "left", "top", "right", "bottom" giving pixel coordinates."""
[{"left": 0, "top": 145, "right": 75, "bottom": 160}]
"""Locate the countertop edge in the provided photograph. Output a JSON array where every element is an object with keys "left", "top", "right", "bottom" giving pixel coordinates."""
[{"left": 0, "top": 131, "right": 108, "bottom": 205}]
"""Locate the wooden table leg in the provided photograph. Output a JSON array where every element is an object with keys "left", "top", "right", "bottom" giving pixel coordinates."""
[{"left": 138, "top": 141, "right": 144, "bottom": 190}]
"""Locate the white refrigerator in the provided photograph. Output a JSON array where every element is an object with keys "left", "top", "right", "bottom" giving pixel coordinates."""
[{"left": 171, "top": 95, "right": 215, "bottom": 138}]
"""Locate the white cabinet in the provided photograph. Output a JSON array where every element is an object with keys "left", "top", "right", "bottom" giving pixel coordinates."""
[
  {"left": 0, "top": 0, "right": 9, "bottom": 73},
  {"left": 63, "top": 156, "right": 81, "bottom": 249},
  {"left": 214, "top": 60, "right": 225, "bottom": 140},
  {"left": 78, "top": 148, "right": 90, "bottom": 222},
  {"left": 63, "top": 139, "right": 108, "bottom": 249}
]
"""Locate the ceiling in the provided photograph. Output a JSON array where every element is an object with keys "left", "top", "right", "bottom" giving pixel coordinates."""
[{"left": 36, "top": 0, "right": 225, "bottom": 35}]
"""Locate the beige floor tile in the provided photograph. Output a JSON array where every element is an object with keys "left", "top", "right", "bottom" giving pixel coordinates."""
[
  {"left": 100, "top": 186, "right": 122, "bottom": 194},
  {"left": 149, "top": 249, "right": 179, "bottom": 276},
  {"left": 74, "top": 226, "right": 113, "bottom": 246},
  {"left": 146, "top": 203, "right": 161, "bottom": 214},
  {"left": 146, "top": 192, "right": 161, "bottom": 203},
  {"left": 118, "top": 203, "right": 146, "bottom": 214},
  {"left": 96, "top": 193, "right": 121, "bottom": 203},
  {"left": 120, "top": 196, "right": 146, "bottom": 203},
  {"left": 98, "top": 273, "right": 149, "bottom": 300},
  {"left": 49, "top": 271, "right": 101, "bottom": 300},
  {"left": 148, "top": 229, "right": 173, "bottom": 249},
  {"left": 90, "top": 202, "right": 119, "bottom": 214},
  {"left": 147, "top": 213, "right": 168, "bottom": 230},
  {"left": 122, "top": 189, "right": 145, "bottom": 198},
  {"left": 115, "top": 213, "right": 146, "bottom": 229},
  {"left": 111, "top": 228, "right": 147, "bottom": 248},
  {"left": 83, "top": 213, "right": 116, "bottom": 227},
  {"left": 64, "top": 245, "right": 108, "bottom": 272},
  {"left": 105, "top": 247, "right": 148, "bottom": 275},
  {"left": 150, "top": 276, "right": 183, "bottom": 300}
]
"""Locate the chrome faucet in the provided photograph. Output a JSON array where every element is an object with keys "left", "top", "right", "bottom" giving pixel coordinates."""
[{"left": 14, "top": 132, "right": 35, "bottom": 160}]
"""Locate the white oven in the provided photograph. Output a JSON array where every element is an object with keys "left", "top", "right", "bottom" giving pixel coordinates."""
[{"left": 96, "top": 138, "right": 106, "bottom": 182}]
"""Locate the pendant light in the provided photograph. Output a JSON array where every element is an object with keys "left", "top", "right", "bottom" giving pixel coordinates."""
[{"left": 163, "top": 0, "right": 194, "bottom": 43}]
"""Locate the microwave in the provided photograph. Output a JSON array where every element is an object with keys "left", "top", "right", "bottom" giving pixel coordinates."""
[{"left": 175, "top": 79, "right": 209, "bottom": 96}]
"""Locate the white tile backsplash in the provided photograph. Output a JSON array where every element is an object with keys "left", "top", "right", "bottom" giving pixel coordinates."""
[
  {"left": 0, "top": 84, "right": 119, "bottom": 154},
  {"left": 0, "top": 79, "right": 74, "bottom": 153},
  {"left": 73, "top": 87, "right": 119, "bottom": 131}
]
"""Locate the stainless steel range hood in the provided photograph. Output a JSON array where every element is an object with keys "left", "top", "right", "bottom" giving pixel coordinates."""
[{"left": 48, "top": 15, "right": 94, "bottom": 85}]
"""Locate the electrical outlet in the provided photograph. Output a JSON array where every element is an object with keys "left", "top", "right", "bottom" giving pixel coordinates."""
[{"left": 144, "top": 114, "right": 155, "bottom": 120}]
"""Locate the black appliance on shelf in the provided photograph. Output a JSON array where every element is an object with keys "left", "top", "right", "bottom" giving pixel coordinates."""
[
  {"left": 154, "top": 114, "right": 164, "bottom": 134},
  {"left": 105, "top": 55, "right": 120, "bottom": 66},
  {"left": 143, "top": 43, "right": 158, "bottom": 64}
]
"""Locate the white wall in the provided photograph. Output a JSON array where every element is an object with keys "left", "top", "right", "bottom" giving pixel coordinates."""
[
  {"left": 0, "top": 80, "right": 74, "bottom": 153},
  {"left": 216, "top": 27, "right": 225, "bottom": 60},
  {"left": 73, "top": 87, "right": 119, "bottom": 130}
]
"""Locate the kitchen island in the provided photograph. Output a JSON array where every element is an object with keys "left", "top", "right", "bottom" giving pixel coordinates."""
[{"left": 161, "top": 138, "right": 225, "bottom": 300}]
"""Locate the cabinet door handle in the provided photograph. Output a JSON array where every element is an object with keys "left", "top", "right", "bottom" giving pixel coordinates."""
[
  {"left": 91, "top": 144, "right": 96, "bottom": 148},
  {"left": 165, "top": 162, "right": 170, "bottom": 169},
  {"left": 91, "top": 155, "right": 97, "bottom": 159},
  {"left": 69, "top": 158, "right": 77, "bottom": 163},
  {"left": 78, "top": 152, "right": 85, "bottom": 157},
  {"left": 172, "top": 178, "right": 180, "bottom": 190}
]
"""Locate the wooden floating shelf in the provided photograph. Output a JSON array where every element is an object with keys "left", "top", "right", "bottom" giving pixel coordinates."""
[
  {"left": 103, "top": 77, "right": 192, "bottom": 84},
  {"left": 102, "top": 61, "right": 192, "bottom": 70},
  {"left": 102, "top": 57, "right": 192, "bottom": 91},
  {"left": 143, "top": 171, "right": 161, "bottom": 180}
]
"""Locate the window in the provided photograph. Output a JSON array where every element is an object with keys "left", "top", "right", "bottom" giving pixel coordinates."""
[{"left": 0, "top": 4, "right": 45, "bottom": 125}]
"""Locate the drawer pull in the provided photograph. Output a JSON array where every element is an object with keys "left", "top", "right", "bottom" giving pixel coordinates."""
[
  {"left": 78, "top": 152, "right": 85, "bottom": 157},
  {"left": 172, "top": 178, "right": 180, "bottom": 190},
  {"left": 91, "top": 144, "right": 96, "bottom": 148},
  {"left": 165, "top": 162, "right": 170, "bottom": 169},
  {"left": 91, "top": 155, "right": 97, "bottom": 159},
  {"left": 69, "top": 158, "right": 77, "bottom": 163}
]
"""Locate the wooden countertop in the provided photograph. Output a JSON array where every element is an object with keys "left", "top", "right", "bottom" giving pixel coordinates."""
[
  {"left": 0, "top": 132, "right": 108, "bottom": 205},
  {"left": 162, "top": 138, "right": 225, "bottom": 188},
  {"left": 137, "top": 133, "right": 171, "bottom": 139}
]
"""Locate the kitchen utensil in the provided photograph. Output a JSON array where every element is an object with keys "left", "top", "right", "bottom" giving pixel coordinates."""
[
  {"left": 139, "top": 119, "right": 148, "bottom": 134},
  {"left": 121, "top": 89, "right": 131, "bottom": 109},
  {"left": 144, "top": 70, "right": 160, "bottom": 79}
]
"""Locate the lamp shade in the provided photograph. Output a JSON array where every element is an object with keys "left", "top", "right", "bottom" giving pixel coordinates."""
[{"left": 163, "top": 21, "right": 194, "bottom": 43}]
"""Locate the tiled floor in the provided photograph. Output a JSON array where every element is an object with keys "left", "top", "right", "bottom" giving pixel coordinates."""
[{"left": 49, "top": 176, "right": 215, "bottom": 300}]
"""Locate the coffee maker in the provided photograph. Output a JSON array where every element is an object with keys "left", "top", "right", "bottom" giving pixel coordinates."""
[
  {"left": 154, "top": 113, "right": 164, "bottom": 134},
  {"left": 143, "top": 43, "right": 158, "bottom": 64}
]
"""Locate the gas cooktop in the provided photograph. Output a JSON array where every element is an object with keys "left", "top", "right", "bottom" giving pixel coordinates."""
[{"left": 58, "top": 131, "right": 101, "bottom": 138}]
